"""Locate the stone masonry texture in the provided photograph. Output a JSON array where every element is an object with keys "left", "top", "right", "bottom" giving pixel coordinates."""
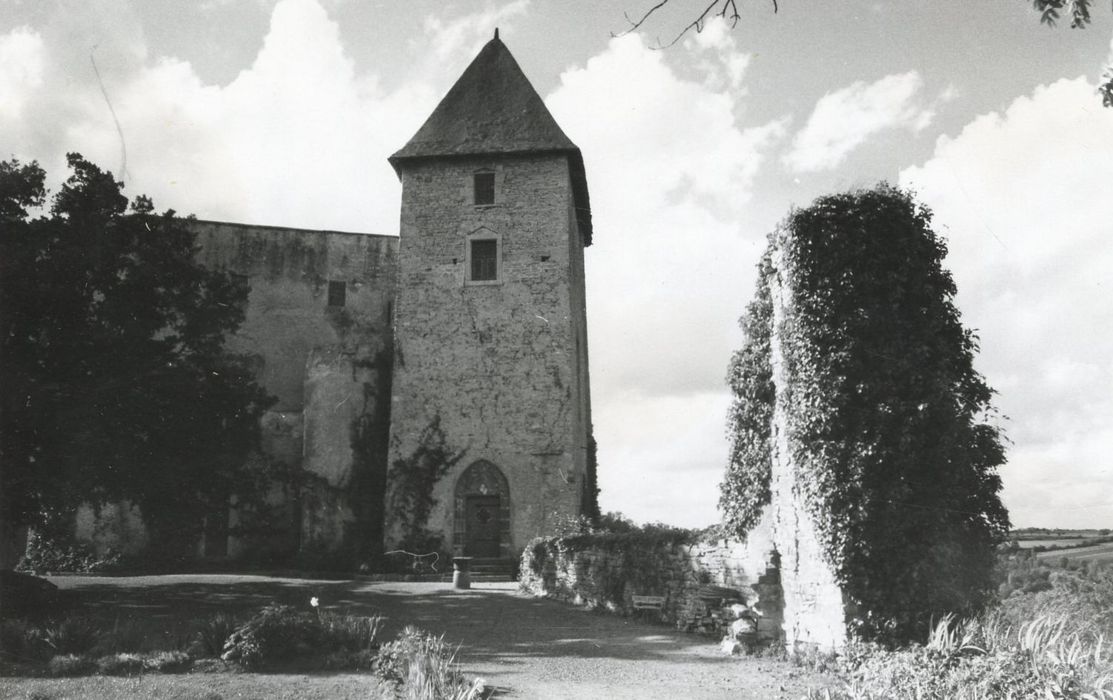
[{"left": 385, "top": 153, "right": 591, "bottom": 557}]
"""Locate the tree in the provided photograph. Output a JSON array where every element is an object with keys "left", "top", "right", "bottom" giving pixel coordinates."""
[
  {"left": 0, "top": 154, "right": 274, "bottom": 562},
  {"left": 722, "top": 185, "right": 1009, "bottom": 643}
]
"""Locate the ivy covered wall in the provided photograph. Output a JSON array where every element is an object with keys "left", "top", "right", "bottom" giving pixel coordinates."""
[{"left": 721, "top": 185, "right": 1009, "bottom": 645}]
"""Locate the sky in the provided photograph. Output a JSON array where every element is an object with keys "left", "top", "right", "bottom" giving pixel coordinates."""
[{"left": 2, "top": 0, "right": 1112, "bottom": 530}]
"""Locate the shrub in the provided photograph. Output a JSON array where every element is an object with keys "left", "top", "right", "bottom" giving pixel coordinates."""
[
  {"left": 317, "top": 611, "right": 383, "bottom": 670},
  {"left": 221, "top": 603, "right": 383, "bottom": 671},
  {"left": 814, "top": 611, "right": 1113, "bottom": 698},
  {"left": 0, "top": 570, "right": 62, "bottom": 619},
  {"left": 47, "top": 654, "right": 97, "bottom": 677},
  {"left": 193, "top": 612, "right": 240, "bottom": 658},
  {"left": 92, "top": 618, "right": 153, "bottom": 655},
  {"left": 41, "top": 617, "right": 100, "bottom": 656},
  {"left": 221, "top": 604, "right": 325, "bottom": 670},
  {"left": 18, "top": 530, "right": 120, "bottom": 574},
  {"left": 96, "top": 652, "right": 145, "bottom": 676},
  {"left": 142, "top": 650, "right": 193, "bottom": 673},
  {"left": 374, "top": 626, "right": 484, "bottom": 700},
  {"left": 0, "top": 620, "right": 53, "bottom": 664}
]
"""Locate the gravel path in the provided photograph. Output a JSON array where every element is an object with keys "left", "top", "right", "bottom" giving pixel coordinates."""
[{"left": 45, "top": 575, "right": 832, "bottom": 699}]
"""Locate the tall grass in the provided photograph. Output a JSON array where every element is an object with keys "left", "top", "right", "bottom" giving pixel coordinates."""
[{"left": 811, "top": 579, "right": 1113, "bottom": 700}]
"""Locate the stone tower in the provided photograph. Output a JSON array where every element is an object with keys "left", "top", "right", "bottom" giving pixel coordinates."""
[{"left": 385, "top": 32, "right": 593, "bottom": 559}]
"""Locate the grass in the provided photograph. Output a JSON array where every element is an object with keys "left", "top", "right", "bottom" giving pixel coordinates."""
[
  {"left": 0, "top": 672, "right": 393, "bottom": 699},
  {"left": 1036, "top": 541, "right": 1113, "bottom": 567},
  {"left": 2, "top": 599, "right": 485, "bottom": 700},
  {"left": 808, "top": 565, "right": 1113, "bottom": 699}
]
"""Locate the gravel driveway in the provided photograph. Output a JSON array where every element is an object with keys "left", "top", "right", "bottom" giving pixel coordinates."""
[{"left": 46, "top": 574, "right": 832, "bottom": 699}]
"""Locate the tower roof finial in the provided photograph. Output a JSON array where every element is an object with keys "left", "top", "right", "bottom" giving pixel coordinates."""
[{"left": 494, "top": 27, "right": 499, "bottom": 40}]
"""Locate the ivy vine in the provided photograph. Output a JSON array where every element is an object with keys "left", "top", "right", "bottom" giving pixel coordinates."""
[
  {"left": 386, "top": 415, "right": 466, "bottom": 554},
  {"left": 722, "top": 184, "right": 1009, "bottom": 644},
  {"left": 720, "top": 251, "right": 774, "bottom": 535}
]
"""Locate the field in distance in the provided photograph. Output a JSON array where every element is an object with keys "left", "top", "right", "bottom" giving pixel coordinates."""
[
  {"left": 1034, "top": 541, "right": 1113, "bottom": 566},
  {"left": 1011, "top": 528, "right": 1112, "bottom": 548}
]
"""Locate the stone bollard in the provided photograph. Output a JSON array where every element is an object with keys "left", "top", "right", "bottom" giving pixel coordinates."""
[{"left": 452, "top": 557, "right": 473, "bottom": 589}]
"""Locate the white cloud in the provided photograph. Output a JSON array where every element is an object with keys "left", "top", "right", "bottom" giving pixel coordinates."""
[
  {"left": 548, "top": 34, "right": 785, "bottom": 400},
  {"left": 0, "top": 0, "right": 518, "bottom": 234},
  {"left": 684, "top": 17, "right": 751, "bottom": 91},
  {"left": 784, "top": 71, "right": 934, "bottom": 173},
  {"left": 421, "top": 0, "right": 529, "bottom": 64},
  {"left": 0, "top": 27, "right": 44, "bottom": 122},
  {"left": 596, "top": 391, "right": 732, "bottom": 526},
  {"left": 900, "top": 76, "right": 1113, "bottom": 528},
  {"left": 547, "top": 33, "right": 786, "bottom": 525}
]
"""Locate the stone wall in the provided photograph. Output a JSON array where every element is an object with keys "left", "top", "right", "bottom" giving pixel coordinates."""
[
  {"left": 765, "top": 247, "right": 848, "bottom": 652},
  {"left": 519, "top": 528, "right": 784, "bottom": 642},
  {"left": 386, "top": 153, "right": 590, "bottom": 556},
  {"left": 521, "top": 510, "right": 849, "bottom": 650},
  {"left": 201, "top": 221, "right": 399, "bottom": 556},
  {"left": 74, "top": 502, "right": 148, "bottom": 557},
  {"left": 71, "top": 221, "right": 399, "bottom": 561}
]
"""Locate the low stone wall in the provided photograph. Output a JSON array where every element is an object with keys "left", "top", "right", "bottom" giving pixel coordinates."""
[{"left": 519, "top": 529, "right": 784, "bottom": 642}]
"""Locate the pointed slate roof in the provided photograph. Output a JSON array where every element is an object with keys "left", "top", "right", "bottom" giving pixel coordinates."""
[{"left": 390, "top": 33, "right": 593, "bottom": 245}]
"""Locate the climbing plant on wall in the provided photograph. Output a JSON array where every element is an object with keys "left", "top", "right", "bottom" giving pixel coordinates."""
[
  {"left": 720, "top": 251, "right": 775, "bottom": 536},
  {"left": 722, "top": 184, "right": 1010, "bottom": 643},
  {"left": 386, "top": 416, "right": 466, "bottom": 554}
]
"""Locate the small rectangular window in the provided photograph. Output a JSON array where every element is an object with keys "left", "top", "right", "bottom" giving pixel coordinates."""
[
  {"left": 474, "top": 172, "right": 495, "bottom": 205},
  {"left": 327, "top": 280, "right": 346, "bottom": 307},
  {"left": 470, "top": 239, "right": 498, "bottom": 281}
]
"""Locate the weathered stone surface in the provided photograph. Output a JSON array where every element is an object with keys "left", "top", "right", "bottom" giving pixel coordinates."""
[
  {"left": 386, "top": 153, "right": 591, "bottom": 556},
  {"left": 191, "top": 220, "right": 397, "bottom": 412},
  {"left": 766, "top": 247, "right": 848, "bottom": 653},
  {"left": 74, "top": 501, "right": 148, "bottom": 557},
  {"left": 519, "top": 533, "right": 784, "bottom": 645}
]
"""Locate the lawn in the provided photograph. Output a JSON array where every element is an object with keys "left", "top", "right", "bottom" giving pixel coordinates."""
[
  {"left": 0, "top": 574, "right": 482, "bottom": 700},
  {"left": 3, "top": 574, "right": 836, "bottom": 700},
  {"left": 0, "top": 672, "right": 390, "bottom": 700}
]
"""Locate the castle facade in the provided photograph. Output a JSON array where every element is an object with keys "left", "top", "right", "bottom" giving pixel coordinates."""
[{"left": 77, "top": 34, "right": 595, "bottom": 565}]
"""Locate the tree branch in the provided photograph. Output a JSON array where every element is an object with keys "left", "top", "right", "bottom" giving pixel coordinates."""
[{"left": 615, "top": 0, "right": 777, "bottom": 49}]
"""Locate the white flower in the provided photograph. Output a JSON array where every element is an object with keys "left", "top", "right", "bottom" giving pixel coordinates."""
[{"left": 310, "top": 596, "right": 319, "bottom": 608}]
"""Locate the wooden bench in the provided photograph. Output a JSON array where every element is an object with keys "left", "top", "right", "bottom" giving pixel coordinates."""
[{"left": 631, "top": 595, "right": 666, "bottom": 613}]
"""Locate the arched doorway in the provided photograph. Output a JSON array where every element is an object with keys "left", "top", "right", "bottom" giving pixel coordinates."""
[{"left": 453, "top": 460, "right": 510, "bottom": 558}]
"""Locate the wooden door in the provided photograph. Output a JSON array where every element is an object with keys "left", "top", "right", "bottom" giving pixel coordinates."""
[{"left": 465, "top": 495, "right": 500, "bottom": 557}]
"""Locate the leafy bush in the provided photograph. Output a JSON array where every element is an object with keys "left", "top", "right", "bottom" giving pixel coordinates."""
[
  {"left": 96, "top": 652, "right": 145, "bottom": 676},
  {"left": 221, "top": 604, "right": 325, "bottom": 670},
  {"left": 221, "top": 603, "right": 383, "bottom": 671},
  {"left": 47, "top": 654, "right": 97, "bottom": 677},
  {"left": 141, "top": 650, "right": 193, "bottom": 673},
  {"left": 375, "top": 626, "right": 484, "bottom": 700},
  {"left": 17, "top": 530, "right": 120, "bottom": 574}
]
